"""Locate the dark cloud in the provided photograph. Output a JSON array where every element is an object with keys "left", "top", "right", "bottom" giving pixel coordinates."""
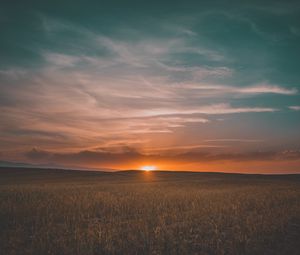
[
  {"left": 26, "top": 148, "right": 51, "bottom": 160},
  {"left": 4, "top": 128, "right": 67, "bottom": 139},
  {"left": 25, "top": 148, "right": 141, "bottom": 167},
  {"left": 24, "top": 147, "right": 300, "bottom": 169}
]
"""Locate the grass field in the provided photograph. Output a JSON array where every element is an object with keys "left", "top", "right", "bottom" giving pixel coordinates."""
[{"left": 0, "top": 167, "right": 300, "bottom": 255}]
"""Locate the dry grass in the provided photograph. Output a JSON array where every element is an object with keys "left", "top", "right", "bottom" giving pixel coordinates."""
[{"left": 0, "top": 168, "right": 299, "bottom": 255}]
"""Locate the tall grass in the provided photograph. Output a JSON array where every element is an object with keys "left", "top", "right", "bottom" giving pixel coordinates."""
[{"left": 0, "top": 170, "right": 299, "bottom": 255}]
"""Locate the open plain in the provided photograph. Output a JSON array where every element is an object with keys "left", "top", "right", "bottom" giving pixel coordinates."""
[{"left": 0, "top": 168, "right": 299, "bottom": 255}]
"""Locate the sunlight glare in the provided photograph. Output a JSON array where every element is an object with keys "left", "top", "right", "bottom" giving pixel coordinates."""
[{"left": 140, "top": 165, "right": 157, "bottom": 171}]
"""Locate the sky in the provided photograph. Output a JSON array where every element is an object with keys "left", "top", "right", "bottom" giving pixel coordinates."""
[{"left": 0, "top": 0, "right": 300, "bottom": 173}]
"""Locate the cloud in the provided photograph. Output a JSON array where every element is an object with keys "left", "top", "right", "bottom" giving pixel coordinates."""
[
  {"left": 25, "top": 148, "right": 141, "bottom": 167},
  {"left": 24, "top": 147, "right": 300, "bottom": 170},
  {"left": 139, "top": 103, "right": 277, "bottom": 117},
  {"left": 204, "top": 139, "right": 264, "bottom": 143},
  {"left": 26, "top": 147, "right": 52, "bottom": 160},
  {"left": 289, "top": 106, "right": 300, "bottom": 111},
  {"left": 237, "top": 83, "right": 298, "bottom": 95},
  {"left": 180, "top": 82, "right": 297, "bottom": 96},
  {"left": 43, "top": 52, "right": 80, "bottom": 67}
]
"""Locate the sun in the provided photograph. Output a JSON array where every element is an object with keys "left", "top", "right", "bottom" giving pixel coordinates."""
[{"left": 140, "top": 165, "right": 157, "bottom": 171}]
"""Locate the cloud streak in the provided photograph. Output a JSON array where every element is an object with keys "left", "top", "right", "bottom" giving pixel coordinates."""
[
  {"left": 289, "top": 106, "right": 300, "bottom": 111},
  {"left": 180, "top": 82, "right": 297, "bottom": 96}
]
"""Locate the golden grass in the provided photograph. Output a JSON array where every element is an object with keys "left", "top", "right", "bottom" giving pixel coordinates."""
[{"left": 0, "top": 169, "right": 299, "bottom": 254}]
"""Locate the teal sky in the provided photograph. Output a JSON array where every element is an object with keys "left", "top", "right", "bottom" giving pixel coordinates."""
[{"left": 0, "top": 0, "right": 300, "bottom": 172}]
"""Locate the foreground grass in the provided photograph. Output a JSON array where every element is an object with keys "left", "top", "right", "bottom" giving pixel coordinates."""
[{"left": 0, "top": 168, "right": 300, "bottom": 255}]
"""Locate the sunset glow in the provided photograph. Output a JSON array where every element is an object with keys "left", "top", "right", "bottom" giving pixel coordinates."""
[{"left": 140, "top": 166, "right": 157, "bottom": 171}]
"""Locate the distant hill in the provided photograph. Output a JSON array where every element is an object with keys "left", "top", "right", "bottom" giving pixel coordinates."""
[{"left": 1, "top": 166, "right": 299, "bottom": 186}]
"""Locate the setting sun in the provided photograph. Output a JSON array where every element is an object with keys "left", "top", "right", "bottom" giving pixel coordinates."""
[{"left": 140, "top": 165, "right": 157, "bottom": 171}]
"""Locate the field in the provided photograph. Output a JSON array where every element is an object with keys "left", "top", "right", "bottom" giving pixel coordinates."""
[{"left": 0, "top": 168, "right": 300, "bottom": 255}]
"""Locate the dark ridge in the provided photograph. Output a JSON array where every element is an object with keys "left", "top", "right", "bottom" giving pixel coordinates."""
[{"left": 1, "top": 166, "right": 300, "bottom": 176}]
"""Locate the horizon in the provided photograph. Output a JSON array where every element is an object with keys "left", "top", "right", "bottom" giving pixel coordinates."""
[
  {"left": 1, "top": 0, "right": 300, "bottom": 173},
  {"left": 1, "top": 161, "right": 300, "bottom": 175},
  {"left": 2, "top": 165, "right": 300, "bottom": 176}
]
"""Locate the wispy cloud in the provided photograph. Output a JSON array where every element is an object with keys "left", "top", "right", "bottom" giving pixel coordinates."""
[
  {"left": 288, "top": 106, "right": 300, "bottom": 111},
  {"left": 238, "top": 83, "right": 298, "bottom": 95},
  {"left": 204, "top": 139, "right": 264, "bottom": 143},
  {"left": 139, "top": 104, "right": 277, "bottom": 117},
  {"left": 179, "top": 82, "right": 297, "bottom": 96},
  {"left": 43, "top": 52, "right": 80, "bottom": 67}
]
